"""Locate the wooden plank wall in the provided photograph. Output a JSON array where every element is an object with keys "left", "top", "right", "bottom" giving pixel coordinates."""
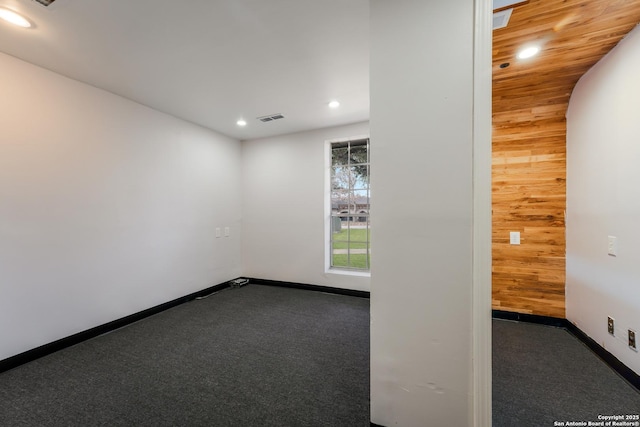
[
  {"left": 492, "top": 108, "right": 566, "bottom": 318},
  {"left": 491, "top": 0, "right": 640, "bottom": 318}
]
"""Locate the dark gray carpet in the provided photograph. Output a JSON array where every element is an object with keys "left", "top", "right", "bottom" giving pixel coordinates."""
[
  {"left": 493, "top": 319, "right": 640, "bottom": 427},
  {"left": 5, "top": 289, "right": 638, "bottom": 427},
  {"left": 0, "top": 285, "right": 370, "bottom": 427}
]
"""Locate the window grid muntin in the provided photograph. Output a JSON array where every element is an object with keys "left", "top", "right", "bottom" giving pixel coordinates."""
[{"left": 330, "top": 139, "right": 370, "bottom": 271}]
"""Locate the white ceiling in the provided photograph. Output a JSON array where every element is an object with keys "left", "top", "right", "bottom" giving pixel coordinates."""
[{"left": 0, "top": 0, "right": 369, "bottom": 140}]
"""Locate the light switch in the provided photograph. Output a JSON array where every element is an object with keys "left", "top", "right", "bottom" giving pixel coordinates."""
[
  {"left": 510, "top": 231, "right": 520, "bottom": 245},
  {"left": 608, "top": 235, "right": 617, "bottom": 256},
  {"left": 215, "top": 228, "right": 221, "bottom": 238},
  {"left": 224, "top": 227, "right": 230, "bottom": 237}
]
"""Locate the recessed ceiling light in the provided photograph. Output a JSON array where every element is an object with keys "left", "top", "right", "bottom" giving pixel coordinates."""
[
  {"left": 236, "top": 119, "right": 247, "bottom": 127},
  {"left": 328, "top": 100, "right": 340, "bottom": 109},
  {"left": 517, "top": 46, "right": 540, "bottom": 59},
  {"left": 0, "top": 8, "right": 32, "bottom": 28}
]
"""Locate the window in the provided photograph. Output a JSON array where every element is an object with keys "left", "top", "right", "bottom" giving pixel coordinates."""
[{"left": 329, "top": 138, "right": 370, "bottom": 271}]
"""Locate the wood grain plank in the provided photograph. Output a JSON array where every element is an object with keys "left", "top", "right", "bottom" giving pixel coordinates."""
[
  {"left": 492, "top": 0, "right": 640, "bottom": 318},
  {"left": 492, "top": 0, "right": 640, "bottom": 317}
]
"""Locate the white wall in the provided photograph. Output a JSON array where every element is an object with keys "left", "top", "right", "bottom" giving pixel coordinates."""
[
  {"left": 370, "top": 0, "right": 476, "bottom": 425},
  {"left": 0, "top": 52, "right": 242, "bottom": 361},
  {"left": 241, "top": 122, "right": 370, "bottom": 292},
  {"left": 566, "top": 25, "right": 640, "bottom": 375}
]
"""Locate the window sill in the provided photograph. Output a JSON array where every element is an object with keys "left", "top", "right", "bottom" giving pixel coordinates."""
[{"left": 326, "top": 268, "right": 371, "bottom": 278}]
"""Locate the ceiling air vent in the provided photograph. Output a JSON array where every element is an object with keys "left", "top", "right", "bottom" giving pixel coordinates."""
[
  {"left": 257, "top": 114, "right": 285, "bottom": 123},
  {"left": 32, "top": 0, "right": 57, "bottom": 6},
  {"left": 493, "top": 8, "right": 513, "bottom": 30}
]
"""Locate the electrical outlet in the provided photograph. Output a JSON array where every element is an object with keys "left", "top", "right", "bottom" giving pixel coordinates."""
[
  {"left": 629, "top": 330, "right": 637, "bottom": 351},
  {"left": 607, "top": 317, "right": 615, "bottom": 335}
]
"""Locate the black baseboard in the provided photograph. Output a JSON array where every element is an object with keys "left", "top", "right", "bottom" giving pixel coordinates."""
[
  {"left": 1, "top": 278, "right": 368, "bottom": 374},
  {"left": 0, "top": 280, "right": 232, "bottom": 374},
  {"left": 493, "top": 310, "right": 640, "bottom": 392},
  {"left": 492, "top": 309, "right": 568, "bottom": 328},
  {"left": 246, "top": 277, "right": 370, "bottom": 299},
  {"left": 370, "top": 423, "right": 385, "bottom": 427},
  {"left": 565, "top": 321, "right": 640, "bottom": 391}
]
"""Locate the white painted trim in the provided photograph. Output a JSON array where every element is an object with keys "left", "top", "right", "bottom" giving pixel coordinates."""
[
  {"left": 324, "top": 134, "right": 371, "bottom": 275},
  {"left": 326, "top": 268, "right": 371, "bottom": 278},
  {"left": 325, "top": 134, "right": 370, "bottom": 145},
  {"left": 472, "top": 0, "right": 493, "bottom": 425},
  {"left": 324, "top": 139, "right": 333, "bottom": 272}
]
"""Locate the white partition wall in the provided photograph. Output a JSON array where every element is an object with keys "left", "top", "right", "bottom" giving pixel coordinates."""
[
  {"left": 370, "top": 0, "right": 491, "bottom": 426},
  {"left": 0, "top": 52, "right": 242, "bottom": 361},
  {"left": 566, "top": 25, "right": 640, "bottom": 376}
]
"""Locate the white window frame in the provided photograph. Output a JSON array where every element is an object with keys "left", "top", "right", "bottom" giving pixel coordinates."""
[{"left": 325, "top": 135, "right": 371, "bottom": 274}]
